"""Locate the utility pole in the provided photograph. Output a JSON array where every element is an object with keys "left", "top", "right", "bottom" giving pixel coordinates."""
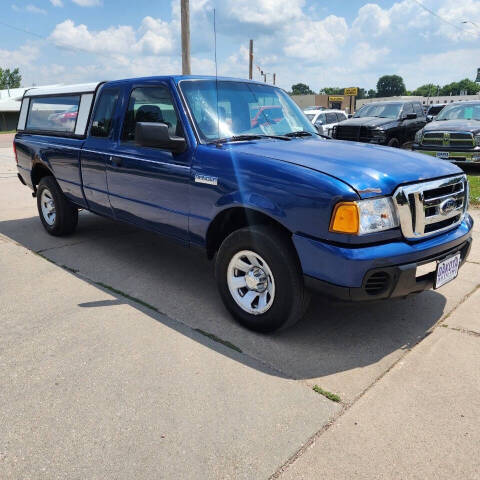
[
  {"left": 181, "top": 0, "right": 191, "bottom": 75},
  {"left": 249, "top": 39, "right": 253, "bottom": 80},
  {"left": 273, "top": 73, "right": 276, "bottom": 85}
]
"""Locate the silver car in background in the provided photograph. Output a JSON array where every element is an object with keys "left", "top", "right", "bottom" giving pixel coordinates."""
[{"left": 304, "top": 109, "right": 348, "bottom": 137}]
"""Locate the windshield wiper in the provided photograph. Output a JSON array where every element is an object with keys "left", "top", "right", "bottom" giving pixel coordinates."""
[
  {"left": 209, "top": 134, "right": 291, "bottom": 145},
  {"left": 284, "top": 130, "right": 313, "bottom": 138}
]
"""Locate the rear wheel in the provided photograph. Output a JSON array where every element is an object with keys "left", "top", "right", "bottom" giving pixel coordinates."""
[
  {"left": 36, "top": 176, "right": 78, "bottom": 236},
  {"left": 215, "top": 225, "right": 309, "bottom": 333}
]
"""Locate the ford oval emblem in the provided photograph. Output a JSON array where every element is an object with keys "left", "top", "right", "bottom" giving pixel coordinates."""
[{"left": 440, "top": 198, "right": 456, "bottom": 215}]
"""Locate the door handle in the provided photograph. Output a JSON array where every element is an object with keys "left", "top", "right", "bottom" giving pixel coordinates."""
[{"left": 110, "top": 156, "right": 123, "bottom": 167}]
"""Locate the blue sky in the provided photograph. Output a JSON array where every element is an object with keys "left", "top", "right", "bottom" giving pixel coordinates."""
[{"left": 1, "top": 0, "right": 480, "bottom": 91}]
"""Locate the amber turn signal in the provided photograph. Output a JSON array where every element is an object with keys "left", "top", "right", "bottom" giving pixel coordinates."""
[{"left": 329, "top": 202, "right": 359, "bottom": 234}]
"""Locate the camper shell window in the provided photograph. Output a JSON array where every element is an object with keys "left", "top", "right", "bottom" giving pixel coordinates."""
[{"left": 26, "top": 95, "right": 81, "bottom": 134}]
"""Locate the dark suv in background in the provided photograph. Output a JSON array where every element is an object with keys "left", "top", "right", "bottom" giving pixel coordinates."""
[{"left": 333, "top": 100, "right": 426, "bottom": 148}]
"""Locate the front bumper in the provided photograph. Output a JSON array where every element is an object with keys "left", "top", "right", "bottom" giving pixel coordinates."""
[
  {"left": 413, "top": 147, "right": 480, "bottom": 164},
  {"left": 304, "top": 237, "right": 471, "bottom": 301},
  {"left": 295, "top": 214, "right": 473, "bottom": 301}
]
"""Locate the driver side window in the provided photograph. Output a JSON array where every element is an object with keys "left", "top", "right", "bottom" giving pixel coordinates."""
[{"left": 121, "top": 86, "right": 182, "bottom": 143}]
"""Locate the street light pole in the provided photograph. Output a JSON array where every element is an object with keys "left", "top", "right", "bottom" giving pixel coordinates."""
[{"left": 181, "top": 0, "right": 191, "bottom": 75}]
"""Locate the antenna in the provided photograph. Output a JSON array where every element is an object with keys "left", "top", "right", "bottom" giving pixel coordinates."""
[{"left": 213, "top": 8, "right": 219, "bottom": 138}]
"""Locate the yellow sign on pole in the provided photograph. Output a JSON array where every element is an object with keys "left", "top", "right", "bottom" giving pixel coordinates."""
[
  {"left": 344, "top": 87, "right": 358, "bottom": 96},
  {"left": 329, "top": 96, "right": 344, "bottom": 102}
]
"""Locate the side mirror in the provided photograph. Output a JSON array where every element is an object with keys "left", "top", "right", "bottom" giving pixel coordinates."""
[
  {"left": 426, "top": 115, "right": 433, "bottom": 123},
  {"left": 135, "top": 122, "right": 186, "bottom": 153},
  {"left": 348, "top": 114, "right": 353, "bottom": 118},
  {"left": 404, "top": 113, "right": 417, "bottom": 120}
]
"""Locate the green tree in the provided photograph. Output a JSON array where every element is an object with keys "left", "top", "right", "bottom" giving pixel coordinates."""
[
  {"left": 291, "top": 83, "right": 315, "bottom": 95},
  {"left": 0, "top": 68, "right": 22, "bottom": 89},
  {"left": 319, "top": 87, "right": 343, "bottom": 95},
  {"left": 439, "top": 78, "right": 480, "bottom": 96},
  {"left": 376, "top": 75, "right": 406, "bottom": 97},
  {"left": 366, "top": 89, "right": 377, "bottom": 98},
  {"left": 412, "top": 83, "right": 440, "bottom": 97}
]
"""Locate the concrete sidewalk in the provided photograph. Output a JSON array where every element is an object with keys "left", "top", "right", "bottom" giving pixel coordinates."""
[
  {"left": 279, "top": 291, "right": 480, "bottom": 479},
  {"left": 0, "top": 238, "right": 339, "bottom": 479}
]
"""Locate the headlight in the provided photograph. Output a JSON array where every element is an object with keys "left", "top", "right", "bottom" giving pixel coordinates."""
[
  {"left": 330, "top": 197, "right": 399, "bottom": 235},
  {"left": 370, "top": 128, "right": 386, "bottom": 143},
  {"left": 415, "top": 129, "right": 423, "bottom": 144},
  {"left": 474, "top": 135, "right": 480, "bottom": 146}
]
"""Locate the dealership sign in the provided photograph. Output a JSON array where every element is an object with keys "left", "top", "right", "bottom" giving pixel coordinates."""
[
  {"left": 344, "top": 87, "right": 358, "bottom": 96},
  {"left": 329, "top": 96, "right": 344, "bottom": 101}
]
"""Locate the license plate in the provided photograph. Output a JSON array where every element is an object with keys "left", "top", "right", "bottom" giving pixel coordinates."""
[
  {"left": 436, "top": 151, "right": 449, "bottom": 159},
  {"left": 435, "top": 253, "right": 461, "bottom": 289}
]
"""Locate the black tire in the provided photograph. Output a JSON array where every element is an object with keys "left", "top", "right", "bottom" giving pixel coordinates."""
[
  {"left": 215, "top": 225, "right": 309, "bottom": 333},
  {"left": 387, "top": 137, "right": 400, "bottom": 148},
  {"left": 36, "top": 176, "right": 78, "bottom": 236}
]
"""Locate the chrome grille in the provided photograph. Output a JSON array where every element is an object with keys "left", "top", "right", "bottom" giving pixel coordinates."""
[
  {"left": 422, "top": 131, "right": 474, "bottom": 148},
  {"left": 393, "top": 175, "right": 468, "bottom": 240}
]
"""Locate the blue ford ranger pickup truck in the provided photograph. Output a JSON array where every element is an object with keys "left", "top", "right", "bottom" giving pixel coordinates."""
[{"left": 14, "top": 76, "right": 473, "bottom": 332}]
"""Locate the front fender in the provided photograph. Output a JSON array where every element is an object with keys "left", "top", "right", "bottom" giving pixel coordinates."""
[{"left": 216, "top": 190, "right": 286, "bottom": 220}]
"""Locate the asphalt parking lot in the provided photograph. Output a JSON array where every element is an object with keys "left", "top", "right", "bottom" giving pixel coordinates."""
[{"left": 1, "top": 135, "right": 479, "bottom": 479}]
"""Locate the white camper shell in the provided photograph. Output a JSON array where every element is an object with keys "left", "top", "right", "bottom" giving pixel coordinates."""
[{"left": 18, "top": 82, "right": 103, "bottom": 137}]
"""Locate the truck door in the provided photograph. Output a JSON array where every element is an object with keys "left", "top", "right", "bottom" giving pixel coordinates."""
[
  {"left": 106, "top": 83, "right": 191, "bottom": 242},
  {"left": 81, "top": 87, "right": 120, "bottom": 216},
  {"left": 401, "top": 103, "right": 417, "bottom": 142}
]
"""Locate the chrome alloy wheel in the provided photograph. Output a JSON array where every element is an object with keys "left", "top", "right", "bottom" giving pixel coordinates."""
[
  {"left": 227, "top": 250, "right": 275, "bottom": 315},
  {"left": 40, "top": 188, "right": 56, "bottom": 226}
]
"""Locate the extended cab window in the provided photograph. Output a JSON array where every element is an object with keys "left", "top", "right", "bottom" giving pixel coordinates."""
[
  {"left": 26, "top": 95, "right": 80, "bottom": 133},
  {"left": 91, "top": 89, "right": 119, "bottom": 138},
  {"left": 121, "top": 86, "right": 181, "bottom": 143},
  {"left": 414, "top": 103, "right": 424, "bottom": 117},
  {"left": 402, "top": 103, "right": 414, "bottom": 116}
]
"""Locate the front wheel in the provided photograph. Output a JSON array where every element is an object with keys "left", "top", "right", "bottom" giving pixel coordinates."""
[
  {"left": 387, "top": 137, "right": 400, "bottom": 148},
  {"left": 37, "top": 176, "right": 78, "bottom": 236},
  {"left": 215, "top": 225, "right": 309, "bottom": 333}
]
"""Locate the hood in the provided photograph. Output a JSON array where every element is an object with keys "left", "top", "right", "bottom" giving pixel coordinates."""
[
  {"left": 227, "top": 138, "right": 461, "bottom": 198},
  {"left": 337, "top": 116, "right": 397, "bottom": 128},
  {"left": 424, "top": 119, "right": 480, "bottom": 134}
]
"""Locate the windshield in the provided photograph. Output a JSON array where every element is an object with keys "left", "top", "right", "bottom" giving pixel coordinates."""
[
  {"left": 435, "top": 103, "right": 480, "bottom": 121},
  {"left": 179, "top": 80, "right": 316, "bottom": 142},
  {"left": 305, "top": 113, "right": 315, "bottom": 121},
  {"left": 354, "top": 103, "right": 402, "bottom": 119}
]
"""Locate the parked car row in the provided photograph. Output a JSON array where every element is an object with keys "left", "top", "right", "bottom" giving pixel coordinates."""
[{"left": 303, "top": 99, "right": 479, "bottom": 167}]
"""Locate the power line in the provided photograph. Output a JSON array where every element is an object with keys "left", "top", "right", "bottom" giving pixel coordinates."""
[
  {"left": 0, "top": 20, "right": 46, "bottom": 39},
  {"left": 411, "top": 0, "right": 465, "bottom": 32}
]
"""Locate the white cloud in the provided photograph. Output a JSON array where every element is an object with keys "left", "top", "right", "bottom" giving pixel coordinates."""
[
  {"left": 11, "top": 3, "right": 47, "bottom": 14},
  {"left": 284, "top": 15, "right": 348, "bottom": 60},
  {"left": 225, "top": 0, "right": 304, "bottom": 27},
  {"left": 352, "top": 3, "right": 391, "bottom": 37},
  {"left": 50, "top": 0, "right": 63, "bottom": 6},
  {"left": 50, "top": 18, "right": 175, "bottom": 57},
  {"left": 0, "top": 44, "right": 40, "bottom": 66},
  {"left": 50, "top": 20, "right": 136, "bottom": 54},
  {"left": 26, "top": 4, "right": 47, "bottom": 14},
  {"left": 72, "top": 0, "right": 101, "bottom": 6}
]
